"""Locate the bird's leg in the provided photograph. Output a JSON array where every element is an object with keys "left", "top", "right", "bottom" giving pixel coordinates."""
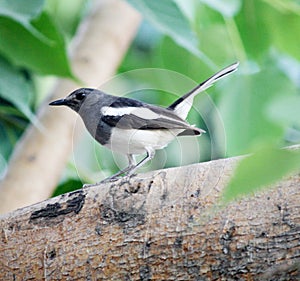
[
  {"left": 83, "top": 150, "right": 154, "bottom": 187},
  {"left": 127, "top": 154, "right": 137, "bottom": 167},
  {"left": 101, "top": 149, "right": 154, "bottom": 182},
  {"left": 127, "top": 148, "right": 155, "bottom": 176},
  {"left": 110, "top": 155, "right": 136, "bottom": 177},
  {"left": 98, "top": 154, "right": 136, "bottom": 182}
]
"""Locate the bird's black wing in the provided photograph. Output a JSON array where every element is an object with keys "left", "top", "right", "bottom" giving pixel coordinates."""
[{"left": 101, "top": 105, "right": 204, "bottom": 135}]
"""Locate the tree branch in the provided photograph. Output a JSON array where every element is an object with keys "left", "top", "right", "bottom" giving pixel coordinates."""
[
  {"left": 0, "top": 0, "right": 141, "bottom": 214},
  {"left": 1, "top": 155, "right": 299, "bottom": 280}
]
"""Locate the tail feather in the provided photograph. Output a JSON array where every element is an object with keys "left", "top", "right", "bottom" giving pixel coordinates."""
[{"left": 168, "top": 62, "right": 239, "bottom": 119}]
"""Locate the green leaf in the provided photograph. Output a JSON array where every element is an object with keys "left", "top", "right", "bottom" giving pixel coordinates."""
[
  {"left": 0, "top": 105, "right": 28, "bottom": 166},
  {"left": 0, "top": 149, "right": 7, "bottom": 178},
  {"left": 265, "top": 4, "right": 300, "bottom": 61},
  {"left": 126, "top": 0, "right": 214, "bottom": 66},
  {"left": 0, "top": 0, "right": 44, "bottom": 20},
  {"left": 44, "top": 0, "right": 87, "bottom": 38},
  {"left": 160, "top": 36, "right": 210, "bottom": 81},
  {"left": 223, "top": 147, "right": 300, "bottom": 202},
  {"left": 263, "top": 0, "right": 300, "bottom": 15},
  {"left": 235, "top": 0, "right": 271, "bottom": 59},
  {"left": 52, "top": 179, "right": 83, "bottom": 197},
  {"left": 0, "top": 11, "right": 73, "bottom": 77},
  {"left": 236, "top": 0, "right": 300, "bottom": 60},
  {"left": 267, "top": 95, "right": 300, "bottom": 127},
  {"left": 200, "top": 0, "right": 242, "bottom": 17},
  {"left": 0, "top": 57, "right": 35, "bottom": 121},
  {"left": 0, "top": 121, "right": 15, "bottom": 161},
  {"left": 172, "top": 0, "right": 198, "bottom": 21},
  {"left": 217, "top": 58, "right": 296, "bottom": 156},
  {"left": 0, "top": 0, "right": 50, "bottom": 42}
]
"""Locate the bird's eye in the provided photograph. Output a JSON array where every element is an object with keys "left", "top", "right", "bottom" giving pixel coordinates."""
[{"left": 76, "top": 93, "right": 86, "bottom": 100}]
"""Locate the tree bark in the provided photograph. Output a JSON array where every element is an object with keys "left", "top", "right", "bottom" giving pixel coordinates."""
[
  {"left": 0, "top": 156, "right": 299, "bottom": 280},
  {"left": 0, "top": 0, "right": 141, "bottom": 214}
]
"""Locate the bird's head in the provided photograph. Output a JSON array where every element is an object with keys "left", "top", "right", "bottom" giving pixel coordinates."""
[{"left": 49, "top": 88, "right": 96, "bottom": 112}]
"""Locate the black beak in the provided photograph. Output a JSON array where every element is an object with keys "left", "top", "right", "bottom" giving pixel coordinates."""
[{"left": 49, "top": 99, "right": 68, "bottom": 106}]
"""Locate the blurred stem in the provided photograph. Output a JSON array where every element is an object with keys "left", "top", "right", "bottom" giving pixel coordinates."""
[{"left": 224, "top": 17, "right": 247, "bottom": 63}]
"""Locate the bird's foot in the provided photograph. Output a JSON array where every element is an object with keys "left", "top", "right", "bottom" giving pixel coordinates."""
[
  {"left": 82, "top": 182, "right": 97, "bottom": 189},
  {"left": 82, "top": 173, "right": 138, "bottom": 189},
  {"left": 82, "top": 177, "right": 119, "bottom": 189},
  {"left": 120, "top": 173, "right": 137, "bottom": 183}
]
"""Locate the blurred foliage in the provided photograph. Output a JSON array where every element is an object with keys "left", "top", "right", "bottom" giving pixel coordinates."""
[
  {"left": 223, "top": 146, "right": 300, "bottom": 202},
  {"left": 52, "top": 178, "right": 82, "bottom": 197},
  {"left": 1, "top": 0, "right": 300, "bottom": 201},
  {"left": 0, "top": 0, "right": 86, "bottom": 180},
  {"left": 123, "top": 0, "right": 300, "bottom": 202},
  {"left": 0, "top": 0, "right": 73, "bottom": 76}
]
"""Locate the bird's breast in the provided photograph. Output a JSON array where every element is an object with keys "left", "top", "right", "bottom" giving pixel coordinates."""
[{"left": 104, "top": 127, "right": 183, "bottom": 155}]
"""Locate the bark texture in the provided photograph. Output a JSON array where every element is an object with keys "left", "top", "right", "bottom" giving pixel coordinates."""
[
  {"left": 0, "top": 156, "right": 299, "bottom": 280},
  {"left": 0, "top": 0, "right": 141, "bottom": 214}
]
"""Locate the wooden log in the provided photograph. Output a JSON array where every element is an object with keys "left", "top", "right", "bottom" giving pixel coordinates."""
[{"left": 1, "top": 156, "right": 299, "bottom": 280}]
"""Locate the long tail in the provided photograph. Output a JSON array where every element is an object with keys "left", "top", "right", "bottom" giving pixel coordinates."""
[{"left": 168, "top": 62, "right": 239, "bottom": 119}]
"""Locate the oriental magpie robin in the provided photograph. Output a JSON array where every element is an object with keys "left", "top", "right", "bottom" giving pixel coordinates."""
[{"left": 49, "top": 62, "right": 239, "bottom": 183}]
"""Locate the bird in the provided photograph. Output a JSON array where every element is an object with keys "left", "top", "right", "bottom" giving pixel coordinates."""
[{"left": 49, "top": 62, "right": 239, "bottom": 183}]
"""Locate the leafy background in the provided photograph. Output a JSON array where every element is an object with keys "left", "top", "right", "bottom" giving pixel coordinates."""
[{"left": 0, "top": 0, "right": 300, "bottom": 201}]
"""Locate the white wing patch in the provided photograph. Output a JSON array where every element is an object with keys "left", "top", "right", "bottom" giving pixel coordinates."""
[
  {"left": 131, "top": 107, "right": 160, "bottom": 119},
  {"left": 101, "top": 106, "right": 133, "bottom": 116},
  {"left": 101, "top": 106, "right": 160, "bottom": 119}
]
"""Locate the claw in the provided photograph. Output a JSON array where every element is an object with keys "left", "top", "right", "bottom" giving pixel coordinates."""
[{"left": 81, "top": 170, "right": 138, "bottom": 189}]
